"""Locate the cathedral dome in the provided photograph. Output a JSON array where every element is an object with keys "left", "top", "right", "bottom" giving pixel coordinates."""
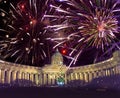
[{"left": 51, "top": 50, "right": 63, "bottom": 65}]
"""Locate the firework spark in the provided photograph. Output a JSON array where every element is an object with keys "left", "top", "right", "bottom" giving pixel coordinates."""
[
  {"left": 46, "top": 0, "right": 120, "bottom": 66},
  {"left": 0, "top": 0, "right": 52, "bottom": 66}
]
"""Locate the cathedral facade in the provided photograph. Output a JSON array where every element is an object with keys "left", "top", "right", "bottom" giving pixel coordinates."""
[{"left": 0, "top": 50, "right": 120, "bottom": 87}]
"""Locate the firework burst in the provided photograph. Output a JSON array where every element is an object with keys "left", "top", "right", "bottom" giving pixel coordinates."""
[
  {"left": 0, "top": 0, "right": 52, "bottom": 66},
  {"left": 46, "top": 0, "right": 120, "bottom": 66}
]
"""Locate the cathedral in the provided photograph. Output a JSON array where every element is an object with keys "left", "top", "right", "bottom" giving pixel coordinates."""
[{"left": 0, "top": 50, "right": 120, "bottom": 88}]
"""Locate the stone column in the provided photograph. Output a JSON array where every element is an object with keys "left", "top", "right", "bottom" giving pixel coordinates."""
[
  {"left": 107, "top": 69, "right": 111, "bottom": 76},
  {"left": 50, "top": 73, "right": 55, "bottom": 85},
  {"left": 45, "top": 73, "right": 49, "bottom": 85},
  {"left": 20, "top": 72, "right": 26, "bottom": 86},
  {"left": 26, "top": 73, "right": 30, "bottom": 80},
  {"left": 35, "top": 74, "right": 39, "bottom": 85},
  {"left": 43, "top": 73, "right": 47, "bottom": 85},
  {"left": 86, "top": 72, "right": 89, "bottom": 82},
  {"left": 32, "top": 74, "right": 35, "bottom": 83},
  {"left": 18, "top": 71, "right": 22, "bottom": 80},
  {"left": 70, "top": 73, "right": 74, "bottom": 81},
  {"left": 16, "top": 71, "right": 19, "bottom": 80},
  {"left": 77, "top": 73, "right": 80, "bottom": 80},
  {"left": 93, "top": 71, "right": 97, "bottom": 79},
  {"left": 21, "top": 72, "right": 25, "bottom": 80},
  {"left": 10, "top": 71, "right": 13, "bottom": 82},
  {"left": 1, "top": 70, "right": 5, "bottom": 83},
  {"left": 55, "top": 74, "right": 58, "bottom": 85},
  {"left": 112, "top": 68, "right": 115, "bottom": 75},
  {"left": 12, "top": 71, "right": 17, "bottom": 82},
  {"left": 84, "top": 73, "right": 88, "bottom": 83},
  {"left": 24, "top": 73, "right": 27, "bottom": 80},
  {"left": 79, "top": 73, "right": 84, "bottom": 81},
  {"left": 79, "top": 73, "right": 84, "bottom": 85},
  {"left": 4, "top": 71, "right": 7, "bottom": 83},
  {"left": 64, "top": 73, "right": 67, "bottom": 85},
  {"left": 67, "top": 73, "right": 70, "bottom": 82},
  {"left": 88, "top": 72, "right": 93, "bottom": 82},
  {"left": 105, "top": 69, "right": 109, "bottom": 76},
  {"left": 48, "top": 73, "right": 51, "bottom": 85},
  {"left": 69, "top": 73, "right": 71, "bottom": 82},
  {"left": 53, "top": 74, "right": 56, "bottom": 85},
  {"left": 26, "top": 73, "right": 31, "bottom": 86},
  {"left": 6, "top": 71, "right": 11, "bottom": 84},
  {"left": 38, "top": 74, "right": 42, "bottom": 86},
  {"left": 0, "top": 69, "right": 1, "bottom": 83},
  {"left": 49, "top": 73, "right": 54, "bottom": 85},
  {"left": 74, "top": 73, "right": 78, "bottom": 80},
  {"left": 30, "top": 73, "right": 34, "bottom": 82},
  {"left": 79, "top": 73, "right": 82, "bottom": 80}
]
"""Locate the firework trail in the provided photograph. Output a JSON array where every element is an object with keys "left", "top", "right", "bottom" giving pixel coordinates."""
[
  {"left": 0, "top": 0, "right": 52, "bottom": 66},
  {"left": 45, "top": 0, "right": 120, "bottom": 67}
]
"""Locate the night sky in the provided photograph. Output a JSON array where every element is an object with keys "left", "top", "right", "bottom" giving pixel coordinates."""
[{"left": 0, "top": 0, "right": 120, "bottom": 67}]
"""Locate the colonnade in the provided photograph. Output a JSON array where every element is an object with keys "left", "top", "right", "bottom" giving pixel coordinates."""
[
  {"left": 0, "top": 50, "right": 120, "bottom": 86},
  {"left": 0, "top": 65, "right": 119, "bottom": 86},
  {"left": 67, "top": 66, "right": 120, "bottom": 85},
  {"left": 0, "top": 69, "right": 42, "bottom": 86}
]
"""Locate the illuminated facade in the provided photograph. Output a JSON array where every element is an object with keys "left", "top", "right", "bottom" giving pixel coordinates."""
[{"left": 0, "top": 50, "right": 120, "bottom": 87}]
